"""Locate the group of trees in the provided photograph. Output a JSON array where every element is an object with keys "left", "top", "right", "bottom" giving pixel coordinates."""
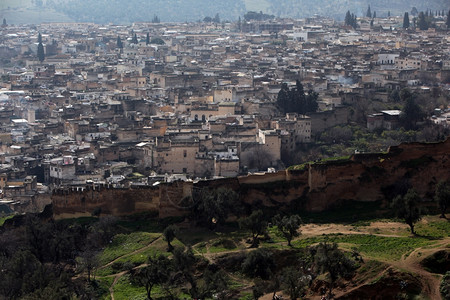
[
  {"left": 277, "top": 80, "right": 319, "bottom": 115},
  {"left": 130, "top": 238, "right": 358, "bottom": 300},
  {"left": 344, "top": 10, "right": 358, "bottom": 29},
  {"left": 403, "top": 9, "right": 450, "bottom": 30},
  {"left": 117, "top": 33, "right": 165, "bottom": 49},
  {"left": 0, "top": 176, "right": 448, "bottom": 299},
  {"left": 203, "top": 13, "right": 221, "bottom": 23},
  {"left": 417, "top": 11, "right": 434, "bottom": 30},
  {"left": 399, "top": 89, "right": 424, "bottom": 130},
  {"left": 131, "top": 246, "right": 230, "bottom": 299},
  {"left": 243, "top": 242, "right": 359, "bottom": 299},
  {"left": 151, "top": 15, "right": 160, "bottom": 23},
  {"left": 0, "top": 214, "right": 119, "bottom": 298},
  {"left": 239, "top": 209, "right": 302, "bottom": 248},
  {"left": 190, "top": 187, "right": 242, "bottom": 229},
  {"left": 365, "top": 5, "right": 376, "bottom": 19},
  {"left": 390, "top": 180, "right": 450, "bottom": 235},
  {"left": 244, "top": 11, "right": 275, "bottom": 21}
]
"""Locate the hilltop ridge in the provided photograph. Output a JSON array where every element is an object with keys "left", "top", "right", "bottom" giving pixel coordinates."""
[{"left": 1, "top": 0, "right": 448, "bottom": 24}]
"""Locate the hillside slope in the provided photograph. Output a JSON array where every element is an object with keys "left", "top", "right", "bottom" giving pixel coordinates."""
[{"left": 2, "top": 0, "right": 447, "bottom": 24}]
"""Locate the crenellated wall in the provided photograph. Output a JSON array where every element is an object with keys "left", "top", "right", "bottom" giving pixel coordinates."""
[{"left": 52, "top": 139, "right": 450, "bottom": 219}]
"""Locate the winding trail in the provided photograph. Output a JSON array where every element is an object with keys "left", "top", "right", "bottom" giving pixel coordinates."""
[
  {"left": 390, "top": 240, "right": 449, "bottom": 300},
  {"left": 95, "top": 236, "right": 162, "bottom": 300},
  {"left": 97, "top": 219, "right": 447, "bottom": 300}
]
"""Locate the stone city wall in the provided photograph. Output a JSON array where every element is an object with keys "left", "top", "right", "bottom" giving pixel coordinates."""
[{"left": 52, "top": 139, "right": 450, "bottom": 219}]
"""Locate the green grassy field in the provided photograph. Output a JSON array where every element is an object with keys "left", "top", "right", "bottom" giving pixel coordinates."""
[{"left": 81, "top": 213, "right": 450, "bottom": 299}]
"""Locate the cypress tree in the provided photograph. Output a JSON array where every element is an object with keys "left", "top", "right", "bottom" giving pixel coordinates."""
[
  {"left": 37, "top": 33, "right": 45, "bottom": 62},
  {"left": 403, "top": 12, "right": 410, "bottom": 29},
  {"left": 418, "top": 12, "right": 428, "bottom": 30},
  {"left": 366, "top": 5, "right": 372, "bottom": 18},
  {"left": 117, "top": 35, "right": 123, "bottom": 48},
  {"left": 131, "top": 33, "right": 138, "bottom": 44},
  {"left": 351, "top": 13, "right": 357, "bottom": 28},
  {"left": 146, "top": 33, "right": 150, "bottom": 45},
  {"left": 345, "top": 10, "right": 352, "bottom": 26},
  {"left": 447, "top": 10, "right": 450, "bottom": 29}
]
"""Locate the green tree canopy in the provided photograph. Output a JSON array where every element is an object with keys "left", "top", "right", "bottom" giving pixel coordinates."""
[
  {"left": 191, "top": 187, "right": 241, "bottom": 229},
  {"left": 273, "top": 214, "right": 302, "bottom": 246},
  {"left": 403, "top": 12, "right": 410, "bottom": 28},
  {"left": 150, "top": 37, "right": 165, "bottom": 45},
  {"left": 163, "top": 224, "right": 178, "bottom": 252},
  {"left": 202, "top": 268, "right": 229, "bottom": 300},
  {"left": 131, "top": 33, "right": 138, "bottom": 44},
  {"left": 213, "top": 13, "right": 220, "bottom": 23},
  {"left": 417, "top": 11, "right": 429, "bottom": 30},
  {"left": 37, "top": 33, "right": 45, "bottom": 62},
  {"left": 311, "top": 242, "right": 357, "bottom": 298},
  {"left": 280, "top": 266, "right": 309, "bottom": 300},
  {"left": 116, "top": 35, "right": 123, "bottom": 49},
  {"left": 239, "top": 209, "right": 267, "bottom": 248},
  {"left": 441, "top": 271, "right": 450, "bottom": 300},
  {"left": 152, "top": 15, "right": 160, "bottom": 23},
  {"left": 345, "top": 11, "right": 357, "bottom": 28},
  {"left": 241, "top": 248, "right": 275, "bottom": 280},
  {"left": 130, "top": 255, "right": 171, "bottom": 300},
  {"left": 400, "top": 89, "right": 424, "bottom": 130},
  {"left": 447, "top": 10, "right": 450, "bottom": 29},
  {"left": 76, "top": 249, "right": 99, "bottom": 282},
  {"left": 173, "top": 246, "right": 199, "bottom": 297},
  {"left": 435, "top": 181, "right": 450, "bottom": 218},
  {"left": 391, "top": 189, "right": 423, "bottom": 234},
  {"left": 276, "top": 80, "right": 318, "bottom": 115},
  {"left": 366, "top": 5, "right": 371, "bottom": 18}
]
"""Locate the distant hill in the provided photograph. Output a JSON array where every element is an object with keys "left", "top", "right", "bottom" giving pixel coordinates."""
[
  {"left": 1, "top": 0, "right": 448, "bottom": 24},
  {"left": 259, "top": 0, "right": 449, "bottom": 20},
  {"left": 50, "top": 0, "right": 246, "bottom": 23}
]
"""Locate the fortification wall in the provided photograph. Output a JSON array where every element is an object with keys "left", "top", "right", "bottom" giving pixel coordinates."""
[
  {"left": 52, "top": 185, "right": 160, "bottom": 219},
  {"left": 51, "top": 139, "right": 450, "bottom": 219}
]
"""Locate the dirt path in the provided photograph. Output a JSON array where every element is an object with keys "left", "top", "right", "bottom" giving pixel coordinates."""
[
  {"left": 302, "top": 222, "right": 449, "bottom": 300},
  {"left": 390, "top": 240, "right": 449, "bottom": 300},
  {"left": 301, "top": 222, "right": 408, "bottom": 238},
  {"left": 98, "top": 235, "right": 161, "bottom": 270},
  {"left": 102, "top": 220, "right": 446, "bottom": 300},
  {"left": 108, "top": 271, "right": 127, "bottom": 300},
  {"left": 96, "top": 236, "right": 161, "bottom": 300}
]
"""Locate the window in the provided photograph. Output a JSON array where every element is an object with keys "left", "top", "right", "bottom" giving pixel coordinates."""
[{"left": 183, "top": 150, "right": 187, "bottom": 157}]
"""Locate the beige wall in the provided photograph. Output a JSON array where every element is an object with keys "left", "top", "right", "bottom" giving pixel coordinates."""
[
  {"left": 156, "top": 143, "right": 198, "bottom": 174},
  {"left": 214, "top": 159, "right": 239, "bottom": 177},
  {"left": 214, "top": 89, "right": 235, "bottom": 102}
]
